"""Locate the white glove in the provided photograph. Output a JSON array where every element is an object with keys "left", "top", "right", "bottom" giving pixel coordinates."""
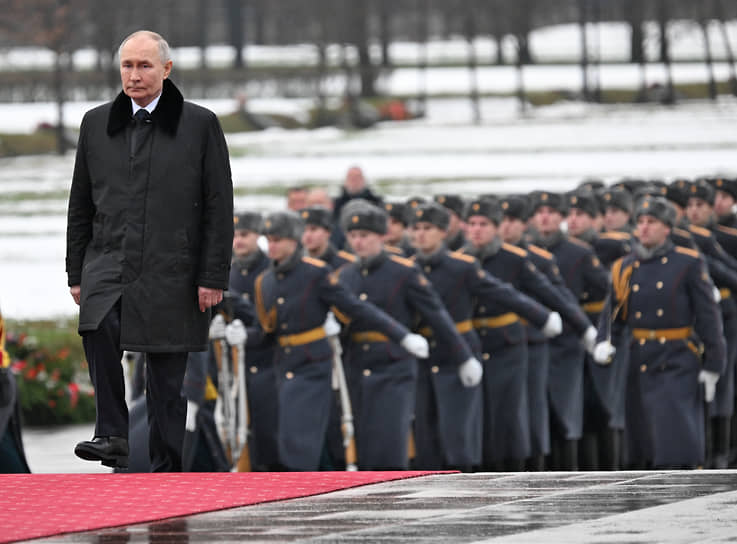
[
  {"left": 400, "top": 333, "right": 430, "bottom": 359},
  {"left": 542, "top": 312, "right": 563, "bottom": 338},
  {"left": 208, "top": 313, "right": 226, "bottom": 340},
  {"left": 593, "top": 341, "right": 616, "bottom": 365},
  {"left": 225, "top": 319, "right": 247, "bottom": 345},
  {"left": 185, "top": 399, "right": 199, "bottom": 432},
  {"left": 581, "top": 326, "right": 598, "bottom": 355},
  {"left": 699, "top": 369, "right": 720, "bottom": 403},
  {"left": 458, "top": 357, "right": 483, "bottom": 387},
  {"left": 324, "top": 311, "right": 341, "bottom": 337},
  {"left": 713, "top": 286, "right": 722, "bottom": 303}
]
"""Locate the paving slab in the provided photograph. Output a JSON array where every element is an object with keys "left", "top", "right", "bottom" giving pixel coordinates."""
[{"left": 32, "top": 471, "right": 737, "bottom": 543}]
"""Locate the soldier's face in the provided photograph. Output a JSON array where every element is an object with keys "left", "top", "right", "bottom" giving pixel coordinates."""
[
  {"left": 120, "top": 35, "right": 172, "bottom": 107},
  {"left": 385, "top": 217, "right": 405, "bottom": 245},
  {"left": 533, "top": 206, "right": 562, "bottom": 235},
  {"left": 412, "top": 222, "right": 446, "bottom": 253},
  {"left": 346, "top": 229, "right": 383, "bottom": 258},
  {"left": 466, "top": 216, "right": 497, "bottom": 247},
  {"left": 714, "top": 190, "right": 735, "bottom": 218},
  {"left": 566, "top": 208, "right": 594, "bottom": 238},
  {"left": 267, "top": 235, "right": 298, "bottom": 262},
  {"left": 604, "top": 207, "right": 630, "bottom": 231},
  {"left": 232, "top": 230, "right": 260, "bottom": 258},
  {"left": 301, "top": 225, "right": 330, "bottom": 253},
  {"left": 686, "top": 197, "right": 713, "bottom": 227},
  {"left": 499, "top": 216, "right": 526, "bottom": 244},
  {"left": 636, "top": 215, "right": 670, "bottom": 248}
]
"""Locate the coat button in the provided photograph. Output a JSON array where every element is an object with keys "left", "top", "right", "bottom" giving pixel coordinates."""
[
  {"left": 285, "top": 371, "right": 294, "bottom": 379},
  {"left": 359, "top": 293, "right": 368, "bottom": 300},
  {"left": 639, "top": 338, "right": 646, "bottom": 345},
  {"left": 632, "top": 284, "right": 639, "bottom": 292},
  {"left": 656, "top": 309, "right": 663, "bottom": 316},
  {"left": 482, "top": 353, "right": 490, "bottom": 360},
  {"left": 480, "top": 330, "right": 487, "bottom": 337},
  {"left": 363, "top": 369, "right": 371, "bottom": 377},
  {"left": 431, "top": 365, "right": 439, "bottom": 373},
  {"left": 634, "top": 261, "right": 640, "bottom": 268},
  {"left": 362, "top": 269, "right": 368, "bottom": 276},
  {"left": 479, "top": 306, "right": 486, "bottom": 313},
  {"left": 278, "top": 273, "right": 285, "bottom": 280},
  {"left": 277, "top": 297, "right": 285, "bottom": 304},
  {"left": 659, "top": 337, "right": 666, "bottom": 344},
  {"left": 661, "top": 257, "right": 668, "bottom": 264},
  {"left": 640, "top": 364, "right": 647, "bottom": 372},
  {"left": 656, "top": 281, "right": 663, "bottom": 289},
  {"left": 424, "top": 266, "right": 431, "bottom": 274},
  {"left": 284, "top": 347, "right": 291, "bottom": 354},
  {"left": 635, "top": 311, "right": 642, "bottom": 319},
  {"left": 241, "top": 269, "right": 248, "bottom": 276},
  {"left": 281, "top": 323, "right": 288, "bottom": 330},
  {"left": 362, "top": 344, "right": 370, "bottom": 351},
  {"left": 249, "top": 366, "right": 258, "bottom": 374},
  {"left": 430, "top": 340, "right": 437, "bottom": 348}
]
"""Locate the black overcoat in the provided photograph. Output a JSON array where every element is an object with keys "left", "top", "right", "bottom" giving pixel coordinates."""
[{"left": 66, "top": 79, "right": 233, "bottom": 352}]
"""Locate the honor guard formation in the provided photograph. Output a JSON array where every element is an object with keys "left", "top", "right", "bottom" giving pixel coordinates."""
[{"left": 101, "top": 167, "right": 737, "bottom": 473}]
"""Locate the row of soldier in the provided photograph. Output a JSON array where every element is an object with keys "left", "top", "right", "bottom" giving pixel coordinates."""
[{"left": 199, "top": 168, "right": 737, "bottom": 473}]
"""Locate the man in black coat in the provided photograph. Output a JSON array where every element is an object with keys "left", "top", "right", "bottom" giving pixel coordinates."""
[{"left": 66, "top": 30, "right": 233, "bottom": 471}]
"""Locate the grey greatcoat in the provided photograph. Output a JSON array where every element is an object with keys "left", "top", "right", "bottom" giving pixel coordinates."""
[{"left": 66, "top": 79, "right": 233, "bottom": 352}]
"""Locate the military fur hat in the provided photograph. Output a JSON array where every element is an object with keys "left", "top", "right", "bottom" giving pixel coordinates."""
[
  {"left": 261, "top": 210, "right": 304, "bottom": 240},
  {"left": 434, "top": 194, "right": 465, "bottom": 217},
  {"left": 340, "top": 199, "right": 388, "bottom": 234},
  {"left": 233, "top": 211, "right": 263, "bottom": 232},
  {"left": 635, "top": 196, "right": 677, "bottom": 228},
  {"left": 499, "top": 195, "right": 529, "bottom": 221},
  {"left": 577, "top": 178, "right": 605, "bottom": 192},
  {"left": 464, "top": 197, "right": 502, "bottom": 225},
  {"left": 408, "top": 201, "right": 450, "bottom": 230},
  {"left": 299, "top": 206, "right": 333, "bottom": 230},
  {"left": 406, "top": 196, "right": 426, "bottom": 211},
  {"left": 710, "top": 177, "right": 737, "bottom": 200},
  {"left": 529, "top": 191, "right": 566, "bottom": 215},
  {"left": 566, "top": 190, "right": 600, "bottom": 218},
  {"left": 688, "top": 179, "right": 715, "bottom": 206},
  {"left": 600, "top": 187, "right": 633, "bottom": 214},
  {"left": 383, "top": 201, "right": 409, "bottom": 225},
  {"left": 665, "top": 179, "right": 691, "bottom": 209}
]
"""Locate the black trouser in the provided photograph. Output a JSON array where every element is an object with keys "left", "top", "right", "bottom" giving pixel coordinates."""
[{"left": 82, "top": 302, "right": 188, "bottom": 472}]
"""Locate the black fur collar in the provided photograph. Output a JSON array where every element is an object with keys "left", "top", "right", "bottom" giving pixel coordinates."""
[{"left": 106, "top": 78, "right": 183, "bottom": 137}]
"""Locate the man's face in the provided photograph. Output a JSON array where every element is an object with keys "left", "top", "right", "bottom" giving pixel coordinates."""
[
  {"left": 346, "top": 229, "right": 383, "bottom": 258},
  {"left": 286, "top": 190, "right": 308, "bottom": 211},
  {"left": 714, "top": 190, "right": 735, "bottom": 218},
  {"left": 344, "top": 167, "right": 366, "bottom": 194},
  {"left": 604, "top": 207, "right": 630, "bottom": 231},
  {"left": 686, "top": 197, "right": 713, "bottom": 227},
  {"left": 385, "top": 217, "right": 405, "bottom": 245},
  {"left": 566, "top": 208, "right": 594, "bottom": 238},
  {"left": 119, "top": 35, "right": 172, "bottom": 107},
  {"left": 465, "top": 216, "right": 497, "bottom": 247},
  {"left": 532, "top": 206, "right": 563, "bottom": 235},
  {"left": 412, "top": 222, "right": 446, "bottom": 253},
  {"left": 499, "top": 216, "right": 526, "bottom": 244},
  {"left": 636, "top": 215, "right": 670, "bottom": 248},
  {"left": 447, "top": 212, "right": 462, "bottom": 236},
  {"left": 301, "top": 224, "right": 331, "bottom": 254},
  {"left": 267, "top": 235, "right": 297, "bottom": 262},
  {"left": 232, "top": 230, "right": 260, "bottom": 258}
]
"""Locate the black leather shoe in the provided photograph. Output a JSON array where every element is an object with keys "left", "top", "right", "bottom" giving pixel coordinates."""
[{"left": 75, "top": 436, "right": 129, "bottom": 469}]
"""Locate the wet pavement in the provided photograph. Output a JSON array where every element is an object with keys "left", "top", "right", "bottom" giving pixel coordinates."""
[{"left": 28, "top": 470, "right": 737, "bottom": 543}]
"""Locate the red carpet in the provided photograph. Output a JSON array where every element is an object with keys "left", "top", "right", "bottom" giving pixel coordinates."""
[{"left": 0, "top": 471, "right": 448, "bottom": 543}]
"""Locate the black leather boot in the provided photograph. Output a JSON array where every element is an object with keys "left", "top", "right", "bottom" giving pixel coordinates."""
[{"left": 75, "top": 436, "right": 129, "bottom": 469}]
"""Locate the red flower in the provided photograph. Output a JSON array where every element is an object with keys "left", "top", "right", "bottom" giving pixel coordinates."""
[
  {"left": 48, "top": 399, "right": 56, "bottom": 408},
  {"left": 68, "top": 383, "right": 80, "bottom": 408}
]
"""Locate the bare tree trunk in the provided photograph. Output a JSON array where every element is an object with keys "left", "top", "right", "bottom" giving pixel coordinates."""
[
  {"left": 624, "top": 0, "right": 645, "bottom": 63},
  {"left": 591, "top": 0, "right": 602, "bottom": 102},
  {"left": 699, "top": 15, "right": 718, "bottom": 101},
  {"left": 579, "top": 0, "right": 590, "bottom": 101},
  {"left": 417, "top": 0, "right": 430, "bottom": 115},
  {"left": 515, "top": 35, "right": 527, "bottom": 115},
  {"left": 197, "top": 0, "right": 208, "bottom": 71},
  {"left": 378, "top": 0, "right": 392, "bottom": 69},
  {"left": 225, "top": 0, "right": 245, "bottom": 70},
  {"left": 465, "top": 0, "right": 481, "bottom": 124},
  {"left": 351, "top": 0, "right": 375, "bottom": 97},
  {"left": 54, "top": 51, "right": 67, "bottom": 155},
  {"left": 657, "top": 0, "right": 676, "bottom": 104},
  {"left": 714, "top": 0, "right": 737, "bottom": 96}
]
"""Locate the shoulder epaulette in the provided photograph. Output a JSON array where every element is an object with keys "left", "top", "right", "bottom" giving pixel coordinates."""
[
  {"left": 385, "top": 245, "right": 403, "bottom": 255},
  {"left": 449, "top": 251, "right": 476, "bottom": 264},
  {"left": 717, "top": 225, "right": 737, "bottom": 237},
  {"left": 599, "top": 231, "right": 631, "bottom": 241},
  {"left": 569, "top": 237, "right": 593, "bottom": 250},
  {"left": 673, "top": 227, "right": 692, "bottom": 239},
  {"left": 502, "top": 243, "right": 527, "bottom": 257},
  {"left": 689, "top": 225, "right": 712, "bottom": 237},
  {"left": 675, "top": 246, "right": 700, "bottom": 259},
  {"left": 390, "top": 255, "right": 416, "bottom": 268},
  {"left": 337, "top": 250, "right": 357, "bottom": 262},
  {"left": 302, "top": 256, "right": 327, "bottom": 268},
  {"left": 527, "top": 244, "right": 554, "bottom": 260}
]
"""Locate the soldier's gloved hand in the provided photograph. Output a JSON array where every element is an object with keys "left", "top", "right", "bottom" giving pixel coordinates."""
[
  {"left": 225, "top": 319, "right": 247, "bottom": 346},
  {"left": 458, "top": 357, "right": 483, "bottom": 387},
  {"left": 593, "top": 341, "right": 616, "bottom": 365},
  {"left": 400, "top": 333, "right": 430, "bottom": 359},
  {"left": 542, "top": 312, "right": 563, "bottom": 338},
  {"left": 185, "top": 399, "right": 199, "bottom": 432},
  {"left": 698, "top": 370, "right": 720, "bottom": 403},
  {"left": 582, "top": 326, "right": 598, "bottom": 354},
  {"left": 208, "top": 314, "right": 226, "bottom": 340},
  {"left": 324, "top": 311, "right": 341, "bottom": 337},
  {"left": 713, "top": 287, "right": 722, "bottom": 303}
]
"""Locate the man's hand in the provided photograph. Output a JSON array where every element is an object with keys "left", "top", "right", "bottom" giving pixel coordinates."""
[
  {"left": 542, "top": 311, "right": 563, "bottom": 338},
  {"left": 400, "top": 334, "right": 430, "bottom": 359},
  {"left": 70, "top": 285, "right": 81, "bottom": 305},
  {"left": 698, "top": 370, "right": 720, "bottom": 403},
  {"left": 458, "top": 357, "right": 483, "bottom": 387},
  {"left": 198, "top": 287, "right": 223, "bottom": 312},
  {"left": 593, "top": 341, "right": 616, "bottom": 365}
]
